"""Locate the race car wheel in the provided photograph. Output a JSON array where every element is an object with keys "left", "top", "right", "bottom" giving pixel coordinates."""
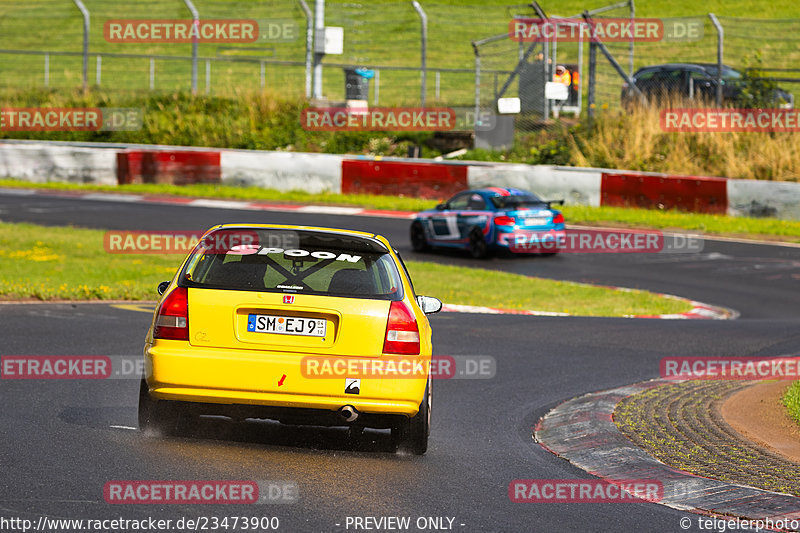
[
  {"left": 392, "top": 379, "right": 430, "bottom": 455},
  {"left": 410, "top": 222, "right": 430, "bottom": 252},
  {"left": 138, "top": 378, "right": 180, "bottom": 436},
  {"left": 468, "top": 228, "right": 489, "bottom": 259}
]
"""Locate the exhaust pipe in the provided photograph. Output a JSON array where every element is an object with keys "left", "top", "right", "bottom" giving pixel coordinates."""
[{"left": 338, "top": 405, "right": 359, "bottom": 422}]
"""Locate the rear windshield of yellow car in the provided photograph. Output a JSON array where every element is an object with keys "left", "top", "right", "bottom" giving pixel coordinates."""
[{"left": 178, "top": 228, "right": 405, "bottom": 300}]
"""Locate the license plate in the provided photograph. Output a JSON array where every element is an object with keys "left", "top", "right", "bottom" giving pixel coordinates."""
[
  {"left": 247, "top": 314, "right": 327, "bottom": 337},
  {"left": 524, "top": 217, "right": 549, "bottom": 226}
]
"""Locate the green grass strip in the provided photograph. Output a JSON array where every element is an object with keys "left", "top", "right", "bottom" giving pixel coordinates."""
[
  {"left": 0, "top": 221, "right": 692, "bottom": 316},
  {"left": 2, "top": 178, "right": 799, "bottom": 242},
  {"left": 784, "top": 381, "right": 800, "bottom": 427},
  {"left": 0, "top": 179, "right": 436, "bottom": 213}
]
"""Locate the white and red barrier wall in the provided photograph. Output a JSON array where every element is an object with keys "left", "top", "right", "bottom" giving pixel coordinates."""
[{"left": 1, "top": 139, "right": 798, "bottom": 220}]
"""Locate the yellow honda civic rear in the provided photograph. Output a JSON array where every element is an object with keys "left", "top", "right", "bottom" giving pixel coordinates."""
[{"left": 140, "top": 224, "right": 441, "bottom": 454}]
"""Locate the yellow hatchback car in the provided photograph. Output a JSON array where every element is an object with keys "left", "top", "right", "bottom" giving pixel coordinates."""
[{"left": 139, "top": 224, "right": 442, "bottom": 454}]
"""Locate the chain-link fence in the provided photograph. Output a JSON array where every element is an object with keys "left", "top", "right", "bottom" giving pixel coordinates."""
[
  {"left": 471, "top": 3, "right": 800, "bottom": 144},
  {"left": 572, "top": 12, "right": 800, "bottom": 115},
  {"left": 0, "top": 0, "right": 513, "bottom": 107},
  {"left": 2, "top": 1, "right": 800, "bottom": 145}
]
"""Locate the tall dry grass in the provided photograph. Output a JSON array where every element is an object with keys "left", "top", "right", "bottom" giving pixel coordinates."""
[{"left": 571, "top": 97, "right": 800, "bottom": 181}]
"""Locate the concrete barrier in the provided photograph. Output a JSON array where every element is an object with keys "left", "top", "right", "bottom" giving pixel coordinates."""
[
  {"left": 0, "top": 142, "right": 117, "bottom": 185},
  {"left": 727, "top": 179, "right": 800, "bottom": 220},
  {"left": 342, "top": 158, "right": 467, "bottom": 198},
  {"left": 3, "top": 140, "right": 800, "bottom": 220},
  {"left": 601, "top": 172, "right": 727, "bottom": 214},
  {"left": 468, "top": 164, "right": 603, "bottom": 206},
  {"left": 221, "top": 150, "right": 342, "bottom": 193},
  {"left": 118, "top": 150, "right": 221, "bottom": 185}
]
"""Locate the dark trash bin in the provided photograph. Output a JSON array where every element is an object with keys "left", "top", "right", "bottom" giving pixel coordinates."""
[{"left": 344, "top": 67, "right": 374, "bottom": 100}]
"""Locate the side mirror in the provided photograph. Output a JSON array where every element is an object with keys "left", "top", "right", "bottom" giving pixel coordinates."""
[
  {"left": 416, "top": 295, "right": 443, "bottom": 315},
  {"left": 435, "top": 203, "right": 447, "bottom": 210},
  {"left": 157, "top": 281, "right": 170, "bottom": 295}
]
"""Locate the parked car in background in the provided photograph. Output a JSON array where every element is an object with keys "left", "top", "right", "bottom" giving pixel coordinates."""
[{"left": 621, "top": 63, "right": 794, "bottom": 109}]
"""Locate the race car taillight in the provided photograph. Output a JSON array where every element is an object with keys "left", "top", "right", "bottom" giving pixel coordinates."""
[
  {"left": 153, "top": 286, "right": 189, "bottom": 341},
  {"left": 494, "top": 215, "right": 516, "bottom": 226},
  {"left": 383, "top": 300, "right": 420, "bottom": 355},
  {"left": 552, "top": 213, "right": 565, "bottom": 224}
]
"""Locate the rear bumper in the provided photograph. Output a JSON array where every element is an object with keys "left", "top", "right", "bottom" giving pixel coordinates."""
[
  {"left": 153, "top": 399, "right": 408, "bottom": 429},
  {"left": 144, "top": 340, "right": 427, "bottom": 418}
]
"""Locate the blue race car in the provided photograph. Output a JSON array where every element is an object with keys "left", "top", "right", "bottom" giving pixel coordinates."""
[{"left": 409, "top": 187, "right": 566, "bottom": 258}]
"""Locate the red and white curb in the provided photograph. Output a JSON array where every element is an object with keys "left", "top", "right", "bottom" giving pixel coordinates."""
[
  {"left": 535, "top": 379, "right": 800, "bottom": 524},
  {"left": 0, "top": 187, "right": 416, "bottom": 219},
  {"left": 442, "top": 304, "right": 569, "bottom": 317},
  {"left": 6, "top": 186, "right": 796, "bottom": 249},
  {"left": 442, "top": 295, "right": 736, "bottom": 320},
  {"left": 1, "top": 187, "right": 739, "bottom": 320}
]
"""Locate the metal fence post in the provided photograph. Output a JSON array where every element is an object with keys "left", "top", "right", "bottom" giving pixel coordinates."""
[
  {"left": 374, "top": 69, "right": 380, "bottom": 105},
  {"left": 260, "top": 60, "right": 266, "bottom": 89},
  {"left": 542, "top": 39, "right": 549, "bottom": 119},
  {"left": 96, "top": 55, "right": 102, "bottom": 85},
  {"left": 312, "top": 0, "right": 325, "bottom": 99},
  {"left": 629, "top": 0, "right": 635, "bottom": 76},
  {"left": 183, "top": 0, "right": 199, "bottom": 94},
  {"left": 44, "top": 54, "right": 50, "bottom": 87},
  {"left": 472, "top": 41, "right": 480, "bottom": 129},
  {"left": 411, "top": 0, "right": 427, "bottom": 106},
  {"left": 298, "top": 0, "right": 313, "bottom": 99},
  {"left": 150, "top": 58, "right": 155, "bottom": 89},
  {"left": 72, "top": 0, "right": 89, "bottom": 91},
  {"left": 709, "top": 13, "right": 724, "bottom": 107},
  {"left": 588, "top": 42, "right": 596, "bottom": 121}
]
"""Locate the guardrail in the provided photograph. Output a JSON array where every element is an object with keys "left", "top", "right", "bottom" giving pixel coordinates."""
[{"left": 1, "top": 139, "right": 798, "bottom": 220}]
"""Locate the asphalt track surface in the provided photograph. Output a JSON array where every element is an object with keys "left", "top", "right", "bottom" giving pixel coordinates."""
[{"left": 1, "top": 191, "right": 800, "bottom": 532}]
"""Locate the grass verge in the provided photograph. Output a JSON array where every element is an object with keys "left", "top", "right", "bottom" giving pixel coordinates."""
[
  {"left": 0, "top": 221, "right": 692, "bottom": 316},
  {"left": 784, "top": 381, "right": 800, "bottom": 427},
  {"left": 3, "top": 178, "right": 800, "bottom": 242},
  {"left": 0, "top": 179, "right": 436, "bottom": 212},
  {"left": 562, "top": 204, "right": 800, "bottom": 243}
]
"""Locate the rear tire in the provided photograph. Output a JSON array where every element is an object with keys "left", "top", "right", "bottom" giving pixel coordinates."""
[
  {"left": 138, "top": 379, "right": 180, "bottom": 436},
  {"left": 410, "top": 222, "right": 430, "bottom": 252},
  {"left": 468, "top": 228, "right": 489, "bottom": 259},
  {"left": 392, "top": 380, "right": 430, "bottom": 455}
]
